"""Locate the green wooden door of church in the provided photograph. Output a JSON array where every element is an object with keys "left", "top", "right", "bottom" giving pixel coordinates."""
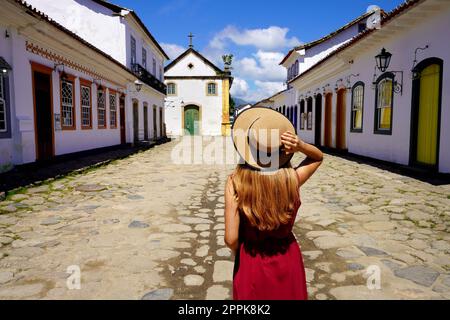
[{"left": 184, "top": 106, "right": 199, "bottom": 135}]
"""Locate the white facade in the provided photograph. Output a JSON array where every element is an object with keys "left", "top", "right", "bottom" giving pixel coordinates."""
[
  {"left": 266, "top": 11, "right": 379, "bottom": 135},
  {"left": 25, "top": 0, "right": 166, "bottom": 78},
  {"left": 164, "top": 49, "right": 232, "bottom": 136},
  {"left": 0, "top": 0, "right": 168, "bottom": 172},
  {"left": 262, "top": 0, "right": 450, "bottom": 174},
  {"left": 281, "top": 11, "right": 378, "bottom": 83},
  {"left": 25, "top": 0, "right": 168, "bottom": 143},
  {"left": 344, "top": 1, "right": 450, "bottom": 173}
]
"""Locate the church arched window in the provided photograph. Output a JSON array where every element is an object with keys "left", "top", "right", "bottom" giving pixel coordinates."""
[
  {"left": 167, "top": 83, "right": 177, "bottom": 96},
  {"left": 206, "top": 82, "right": 217, "bottom": 96}
]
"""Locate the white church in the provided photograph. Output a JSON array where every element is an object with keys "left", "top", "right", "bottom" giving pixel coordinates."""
[{"left": 164, "top": 38, "right": 233, "bottom": 136}]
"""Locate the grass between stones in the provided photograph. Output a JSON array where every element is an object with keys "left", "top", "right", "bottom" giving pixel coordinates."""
[{"left": 1, "top": 152, "right": 135, "bottom": 204}]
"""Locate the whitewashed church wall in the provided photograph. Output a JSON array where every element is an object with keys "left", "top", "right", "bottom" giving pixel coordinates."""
[
  {"left": 164, "top": 79, "right": 223, "bottom": 136},
  {"left": 165, "top": 52, "right": 218, "bottom": 77}
]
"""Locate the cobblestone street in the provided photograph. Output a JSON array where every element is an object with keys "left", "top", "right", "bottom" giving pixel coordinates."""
[{"left": 0, "top": 138, "right": 449, "bottom": 300}]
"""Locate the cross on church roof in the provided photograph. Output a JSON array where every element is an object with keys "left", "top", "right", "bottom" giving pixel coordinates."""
[{"left": 188, "top": 32, "right": 194, "bottom": 48}]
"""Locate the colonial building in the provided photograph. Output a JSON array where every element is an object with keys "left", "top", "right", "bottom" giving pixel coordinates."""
[
  {"left": 25, "top": 0, "right": 169, "bottom": 143},
  {"left": 256, "top": 7, "right": 384, "bottom": 123},
  {"left": 258, "top": 0, "right": 450, "bottom": 174},
  {"left": 164, "top": 42, "right": 233, "bottom": 136},
  {"left": 0, "top": 0, "right": 168, "bottom": 171}
]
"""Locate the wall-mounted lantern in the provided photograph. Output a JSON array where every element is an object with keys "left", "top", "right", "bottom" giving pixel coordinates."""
[
  {"left": 134, "top": 79, "right": 143, "bottom": 92},
  {"left": 372, "top": 48, "right": 403, "bottom": 95},
  {"left": 375, "top": 48, "right": 392, "bottom": 73}
]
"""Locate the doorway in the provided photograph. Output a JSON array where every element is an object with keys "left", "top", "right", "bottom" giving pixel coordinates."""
[
  {"left": 153, "top": 105, "right": 157, "bottom": 139},
  {"left": 160, "top": 107, "right": 164, "bottom": 137},
  {"left": 336, "top": 89, "right": 346, "bottom": 150},
  {"left": 32, "top": 63, "right": 54, "bottom": 161},
  {"left": 133, "top": 100, "right": 139, "bottom": 143},
  {"left": 143, "top": 104, "right": 149, "bottom": 141},
  {"left": 184, "top": 105, "right": 200, "bottom": 135},
  {"left": 324, "top": 93, "right": 332, "bottom": 148},
  {"left": 119, "top": 95, "right": 126, "bottom": 144},
  {"left": 314, "top": 94, "right": 322, "bottom": 146},
  {"left": 410, "top": 58, "right": 443, "bottom": 170}
]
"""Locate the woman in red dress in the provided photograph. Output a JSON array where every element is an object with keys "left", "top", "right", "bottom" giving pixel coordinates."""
[{"left": 226, "top": 108, "right": 323, "bottom": 300}]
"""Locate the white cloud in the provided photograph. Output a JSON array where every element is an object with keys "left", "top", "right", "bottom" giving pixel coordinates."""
[
  {"left": 254, "top": 80, "right": 285, "bottom": 94},
  {"left": 234, "top": 50, "right": 286, "bottom": 82},
  {"left": 210, "top": 25, "right": 301, "bottom": 51},
  {"left": 231, "top": 78, "right": 285, "bottom": 103},
  {"left": 161, "top": 43, "right": 186, "bottom": 61},
  {"left": 230, "top": 77, "right": 250, "bottom": 98},
  {"left": 248, "top": 80, "right": 286, "bottom": 102},
  {"left": 163, "top": 24, "right": 298, "bottom": 104}
]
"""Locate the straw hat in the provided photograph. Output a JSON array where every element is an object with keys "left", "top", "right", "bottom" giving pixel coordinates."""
[{"left": 231, "top": 107, "right": 296, "bottom": 171}]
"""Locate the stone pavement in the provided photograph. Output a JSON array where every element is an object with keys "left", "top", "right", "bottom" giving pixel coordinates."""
[{"left": 0, "top": 138, "right": 449, "bottom": 300}]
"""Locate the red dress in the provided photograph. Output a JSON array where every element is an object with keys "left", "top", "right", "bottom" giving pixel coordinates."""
[{"left": 233, "top": 198, "right": 308, "bottom": 300}]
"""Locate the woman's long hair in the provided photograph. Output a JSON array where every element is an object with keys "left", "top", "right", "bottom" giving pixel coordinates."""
[{"left": 231, "top": 163, "right": 300, "bottom": 232}]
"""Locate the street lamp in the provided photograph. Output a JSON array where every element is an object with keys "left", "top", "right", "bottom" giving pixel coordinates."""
[
  {"left": 375, "top": 48, "right": 392, "bottom": 73},
  {"left": 134, "top": 80, "right": 143, "bottom": 92}
]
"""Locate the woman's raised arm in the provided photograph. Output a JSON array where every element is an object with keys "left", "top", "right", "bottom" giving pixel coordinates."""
[{"left": 281, "top": 131, "right": 323, "bottom": 187}]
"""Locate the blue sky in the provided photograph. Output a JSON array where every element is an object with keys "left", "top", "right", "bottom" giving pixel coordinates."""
[{"left": 114, "top": 0, "right": 405, "bottom": 102}]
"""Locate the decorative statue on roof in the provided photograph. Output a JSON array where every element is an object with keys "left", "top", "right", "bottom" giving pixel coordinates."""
[{"left": 222, "top": 54, "right": 234, "bottom": 71}]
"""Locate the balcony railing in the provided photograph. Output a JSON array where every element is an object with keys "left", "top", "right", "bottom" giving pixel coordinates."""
[{"left": 131, "top": 63, "right": 166, "bottom": 95}]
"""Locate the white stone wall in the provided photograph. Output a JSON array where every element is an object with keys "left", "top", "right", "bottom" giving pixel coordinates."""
[
  {"left": 25, "top": 0, "right": 165, "bottom": 79},
  {"left": 346, "top": 5, "right": 450, "bottom": 173},
  {"left": 164, "top": 79, "right": 223, "bottom": 136},
  {"left": 26, "top": 0, "right": 127, "bottom": 64}
]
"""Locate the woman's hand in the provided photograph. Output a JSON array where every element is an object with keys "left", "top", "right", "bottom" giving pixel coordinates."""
[
  {"left": 281, "top": 131, "right": 304, "bottom": 154},
  {"left": 282, "top": 132, "right": 324, "bottom": 187}
]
